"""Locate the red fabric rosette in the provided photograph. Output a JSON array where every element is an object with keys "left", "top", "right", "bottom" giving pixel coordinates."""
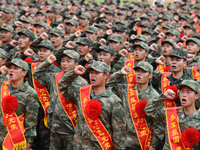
[
  {"left": 135, "top": 100, "right": 148, "bottom": 117},
  {"left": 164, "top": 66, "right": 170, "bottom": 72},
  {"left": 1, "top": 95, "right": 18, "bottom": 114},
  {"left": 24, "top": 57, "right": 33, "bottom": 63},
  {"left": 85, "top": 100, "right": 102, "bottom": 120},
  {"left": 181, "top": 128, "right": 200, "bottom": 147},
  {"left": 34, "top": 80, "right": 45, "bottom": 88},
  {"left": 165, "top": 85, "right": 179, "bottom": 101}
]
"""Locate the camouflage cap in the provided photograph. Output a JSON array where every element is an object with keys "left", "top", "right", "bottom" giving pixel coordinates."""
[
  {"left": 170, "top": 48, "right": 187, "bottom": 60},
  {"left": 2, "top": 7, "right": 15, "bottom": 14},
  {"left": 177, "top": 80, "right": 200, "bottom": 94},
  {"left": 22, "top": 17, "right": 34, "bottom": 25},
  {"left": 118, "top": 11, "right": 127, "bottom": 16},
  {"left": 133, "top": 42, "right": 149, "bottom": 52},
  {"left": 87, "top": 61, "right": 110, "bottom": 74},
  {"left": 134, "top": 62, "right": 153, "bottom": 74},
  {"left": 0, "top": 25, "right": 14, "bottom": 33},
  {"left": 94, "top": 23, "right": 107, "bottom": 30},
  {"left": 63, "top": 14, "right": 72, "bottom": 19},
  {"left": 108, "top": 34, "right": 124, "bottom": 43},
  {"left": 61, "top": 50, "right": 80, "bottom": 61},
  {"left": 115, "top": 19, "right": 126, "bottom": 26},
  {"left": 186, "top": 38, "right": 200, "bottom": 46},
  {"left": 96, "top": 45, "right": 115, "bottom": 56},
  {"left": 100, "top": 18, "right": 109, "bottom": 23},
  {"left": 184, "top": 24, "right": 196, "bottom": 32},
  {"left": 6, "top": 58, "right": 29, "bottom": 72},
  {"left": 105, "top": 10, "right": 115, "bottom": 16},
  {"left": 76, "top": 37, "right": 93, "bottom": 46},
  {"left": 46, "top": 8, "right": 57, "bottom": 14},
  {"left": 116, "top": 25, "right": 129, "bottom": 33},
  {"left": 142, "top": 30, "right": 153, "bottom": 35},
  {"left": 179, "top": 14, "right": 188, "bottom": 21},
  {"left": 37, "top": 10, "right": 47, "bottom": 16},
  {"left": 79, "top": 12, "right": 91, "bottom": 20},
  {"left": 133, "top": 35, "right": 148, "bottom": 42},
  {"left": 166, "top": 29, "right": 180, "bottom": 37},
  {"left": 34, "top": 21, "right": 48, "bottom": 29},
  {"left": 161, "top": 39, "right": 176, "bottom": 48},
  {"left": 18, "top": 29, "right": 35, "bottom": 41},
  {"left": 140, "top": 15, "right": 150, "bottom": 21},
  {"left": 0, "top": 48, "right": 8, "bottom": 59},
  {"left": 50, "top": 28, "right": 65, "bottom": 38},
  {"left": 86, "top": 26, "right": 98, "bottom": 34},
  {"left": 38, "top": 40, "right": 54, "bottom": 51},
  {"left": 66, "top": 19, "right": 79, "bottom": 27},
  {"left": 163, "top": 23, "right": 174, "bottom": 30},
  {"left": 139, "top": 22, "right": 150, "bottom": 28}
]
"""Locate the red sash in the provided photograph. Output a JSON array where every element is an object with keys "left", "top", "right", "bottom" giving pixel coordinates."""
[
  {"left": 80, "top": 85, "right": 113, "bottom": 150},
  {"left": 137, "top": 27, "right": 142, "bottom": 35},
  {"left": 55, "top": 72, "right": 77, "bottom": 127},
  {"left": 128, "top": 52, "right": 135, "bottom": 60},
  {"left": 192, "top": 66, "right": 200, "bottom": 80},
  {"left": 127, "top": 85, "right": 152, "bottom": 149},
  {"left": 166, "top": 107, "right": 190, "bottom": 150},
  {"left": 31, "top": 62, "right": 50, "bottom": 128},
  {"left": 1, "top": 81, "right": 26, "bottom": 150},
  {"left": 161, "top": 72, "right": 176, "bottom": 108},
  {"left": 124, "top": 60, "right": 137, "bottom": 86}
]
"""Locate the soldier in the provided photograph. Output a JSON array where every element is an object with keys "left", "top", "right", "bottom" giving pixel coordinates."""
[
  {"left": 78, "top": 13, "right": 91, "bottom": 31},
  {"left": 107, "top": 62, "right": 159, "bottom": 149},
  {"left": 33, "top": 50, "right": 87, "bottom": 150},
  {"left": 34, "top": 21, "right": 49, "bottom": 37},
  {"left": 59, "top": 61, "right": 126, "bottom": 149},
  {"left": 0, "top": 58, "right": 39, "bottom": 150},
  {"left": 145, "top": 80, "right": 200, "bottom": 149},
  {"left": 0, "top": 25, "right": 14, "bottom": 50}
]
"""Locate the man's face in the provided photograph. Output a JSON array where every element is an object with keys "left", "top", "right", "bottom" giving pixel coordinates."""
[
  {"left": 8, "top": 64, "right": 26, "bottom": 81},
  {"left": 133, "top": 46, "right": 148, "bottom": 62},
  {"left": 179, "top": 86, "right": 199, "bottom": 107},
  {"left": 184, "top": 27, "right": 194, "bottom": 37},
  {"left": 109, "top": 40, "right": 122, "bottom": 52},
  {"left": 186, "top": 41, "right": 200, "bottom": 55},
  {"left": 179, "top": 19, "right": 187, "bottom": 27},
  {"left": 35, "top": 25, "right": 46, "bottom": 36},
  {"left": 50, "top": 34, "right": 63, "bottom": 48},
  {"left": 143, "top": 33, "right": 152, "bottom": 42},
  {"left": 61, "top": 55, "right": 77, "bottom": 73},
  {"left": 97, "top": 27, "right": 104, "bottom": 38},
  {"left": 135, "top": 68, "right": 152, "bottom": 85},
  {"left": 117, "top": 31, "right": 127, "bottom": 41},
  {"left": 89, "top": 69, "right": 107, "bottom": 86},
  {"left": 170, "top": 57, "right": 186, "bottom": 73},
  {"left": 106, "top": 13, "right": 114, "bottom": 22},
  {"left": 118, "top": 14, "right": 126, "bottom": 20},
  {"left": 23, "top": 22, "right": 32, "bottom": 29},
  {"left": 38, "top": 47, "right": 52, "bottom": 62},
  {"left": 0, "top": 29, "right": 13, "bottom": 43},
  {"left": 18, "top": 34, "right": 32, "bottom": 49},
  {"left": 162, "top": 43, "right": 173, "bottom": 56},
  {"left": 0, "top": 57, "right": 6, "bottom": 67},
  {"left": 79, "top": 18, "right": 90, "bottom": 27},
  {"left": 47, "top": 12, "right": 55, "bottom": 20},
  {"left": 166, "top": 33, "right": 178, "bottom": 42},
  {"left": 66, "top": 24, "right": 77, "bottom": 34},
  {"left": 97, "top": 51, "right": 113, "bottom": 65},
  {"left": 77, "top": 44, "right": 90, "bottom": 57},
  {"left": 5, "top": 13, "right": 13, "bottom": 21},
  {"left": 37, "top": 13, "right": 46, "bottom": 22},
  {"left": 86, "top": 32, "right": 97, "bottom": 41}
]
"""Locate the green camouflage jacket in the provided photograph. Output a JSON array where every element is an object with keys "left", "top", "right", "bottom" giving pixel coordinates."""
[{"left": 59, "top": 70, "right": 126, "bottom": 150}]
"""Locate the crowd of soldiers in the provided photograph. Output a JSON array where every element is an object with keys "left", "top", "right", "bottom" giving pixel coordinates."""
[{"left": 0, "top": 0, "right": 200, "bottom": 149}]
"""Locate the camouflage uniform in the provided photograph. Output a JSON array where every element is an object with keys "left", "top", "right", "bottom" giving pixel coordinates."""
[
  {"left": 107, "top": 62, "right": 160, "bottom": 149},
  {"left": 59, "top": 61, "right": 126, "bottom": 150},
  {"left": 0, "top": 58, "right": 39, "bottom": 149},
  {"left": 145, "top": 80, "right": 200, "bottom": 149}
]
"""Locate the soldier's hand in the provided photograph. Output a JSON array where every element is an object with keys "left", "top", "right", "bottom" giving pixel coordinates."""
[
  {"left": 0, "top": 66, "right": 8, "bottom": 76},
  {"left": 181, "top": 35, "right": 188, "bottom": 42},
  {"left": 0, "top": 12, "right": 4, "bottom": 18},
  {"left": 133, "top": 26, "right": 138, "bottom": 32},
  {"left": 130, "top": 34, "right": 136, "bottom": 40},
  {"left": 85, "top": 53, "right": 93, "bottom": 62},
  {"left": 72, "top": 16, "right": 78, "bottom": 22},
  {"left": 92, "top": 23, "right": 97, "bottom": 27},
  {"left": 149, "top": 146, "right": 155, "bottom": 150},
  {"left": 65, "top": 41, "right": 76, "bottom": 49},
  {"left": 24, "top": 48, "right": 34, "bottom": 56},
  {"left": 135, "top": 18, "right": 141, "bottom": 22},
  {"left": 20, "top": 15, "right": 26, "bottom": 21},
  {"left": 40, "top": 32, "right": 48, "bottom": 40},
  {"left": 100, "top": 8, "right": 106, "bottom": 13},
  {"left": 158, "top": 32, "right": 165, "bottom": 39},
  {"left": 177, "top": 27, "right": 183, "bottom": 33},
  {"left": 127, "top": 12, "right": 132, "bottom": 17},
  {"left": 47, "top": 54, "right": 56, "bottom": 64},
  {"left": 10, "top": 40, "right": 19, "bottom": 47},
  {"left": 27, "top": 26, "right": 34, "bottom": 32},
  {"left": 154, "top": 27, "right": 161, "bottom": 34},
  {"left": 99, "top": 38, "right": 107, "bottom": 45},
  {"left": 124, "top": 41, "right": 130, "bottom": 48},
  {"left": 75, "top": 31, "right": 81, "bottom": 37},
  {"left": 156, "top": 56, "right": 166, "bottom": 65},
  {"left": 15, "top": 21, "right": 23, "bottom": 27},
  {"left": 57, "top": 24, "right": 65, "bottom": 31},
  {"left": 174, "top": 16, "right": 179, "bottom": 21},
  {"left": 121, "top": 66, "right": 131, "bottom": 75},
  {"left": 176, "top": 42, "right": 184, "bottom": 49},
  {"left": 164, "top": 89, "right": 176, "bottom": 100},
  {"left": 150, "top": 43, "right": 158, "bottom": 52},
  {"left": 119, "top": 49, "right": 128, "bottom": 57},
  {"left": 187, "top": 54, "right": 195, "bottom": 62},
  {"left": 100, "top": 13, "right": 105, "bottom": 18},
  {"left": 107, "top": 23, "right": 113, "bottom": 29},
  {"left": 74, "top": 65, "right": 86, "bottom": 75},
  {"left": 106, "top": 29, "right": 113, "bottom": 35}
]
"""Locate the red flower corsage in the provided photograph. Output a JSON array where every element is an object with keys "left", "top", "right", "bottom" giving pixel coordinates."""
[
  {"left": 85, "top": 100, "right": 102, "bottom": 120},
  {"left": 181, "top": 128, "right": 200, "bottom": 147},
  {"left": 135, "top": 100, "right": 148, "bottom": 117},
  {"left": 1, "top": 95, "right": 18, "bottom": 114},
  {"left": 24, "top": 57, "right": 33, "bottom": 63},
  {"left": 165, "top": 85, "right": 179, "bottom": 101}
]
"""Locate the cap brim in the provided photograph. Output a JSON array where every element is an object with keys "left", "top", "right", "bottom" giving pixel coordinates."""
[
  {"left": 134, "top": 66, "right": 148, "bottom": 72},
  {"left": 170, "top": 54, "right": 183, "bottom": 59},
  {"left": 177, "top": 84, "right": 196, "bottom": 92},
  {"left": 87, "top": 66, "right": 103, "bottom": 73}
]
